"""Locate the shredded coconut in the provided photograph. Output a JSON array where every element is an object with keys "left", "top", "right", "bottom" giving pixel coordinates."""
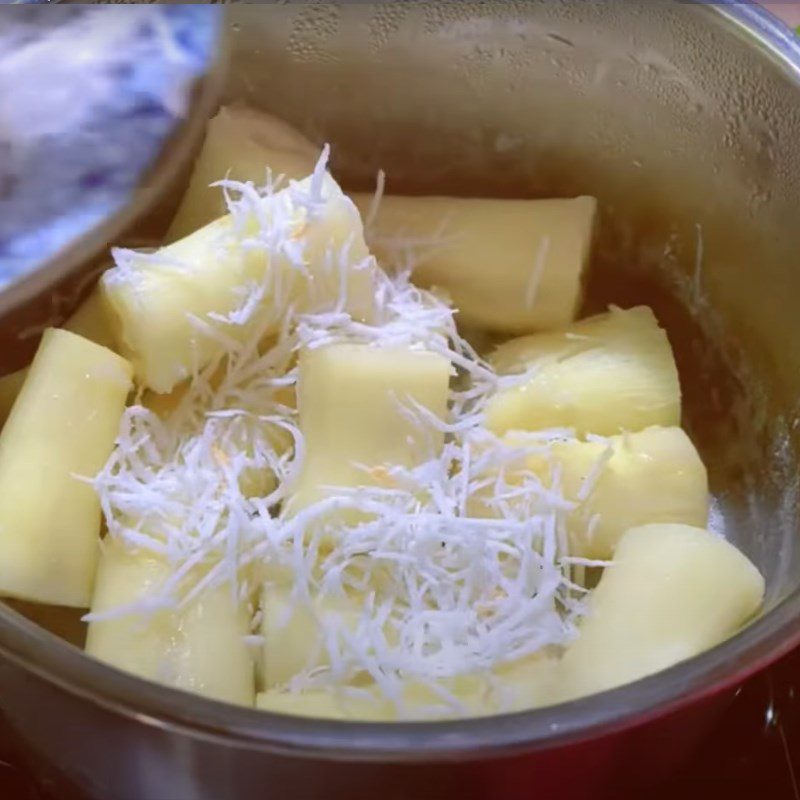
[{"left": 90, "top": 151, "right": 586, "bottom": 716}]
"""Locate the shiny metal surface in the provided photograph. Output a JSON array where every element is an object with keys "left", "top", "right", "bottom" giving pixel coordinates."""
[{"left": 1, "top": 2, "right": 800, "bottom": 798}]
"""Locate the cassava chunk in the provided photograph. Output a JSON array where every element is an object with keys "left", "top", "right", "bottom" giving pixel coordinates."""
[
  {"left": 287, "top": 343, "right": 452, "bottom": 513},
  {"left": 0, "top": 329, "right": 132, "bottom": 607},
  {"left": 475, "top": 426, "right": 708, "bottom": 560},
  {"left": 85, "top": 541, "right": 254, "bottom": 706},
  {"left": 558, "top": 523, "right": 764, "bottom": 700},
  {"left": 167, "top": 105, "right": 318, "bottom": 241},
  {"left": 0, "top": 289, "right": 115, "bottom": 425},
  {"left": 102, "top": 174, "right": 376, "bottom": 393},
  {"left": 486, "top": 306, "right": 680, "bottom": 437},
  {"left": 352, "top": 193, "right": 596, "bottom": 334}
]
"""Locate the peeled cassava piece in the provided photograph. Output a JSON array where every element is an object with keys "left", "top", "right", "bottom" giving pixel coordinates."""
[
  {"left": 287, "top": 343, "right": 452, "bottom": 513},
  {"left": 351, "top": 193, "right": 596, "bottom": 334},
  {"left": 398, "top": 658, "right": 560, "bottom": 720},
  {"left": 486, "top": 305, "right": 680, "bottom": 437},
  {"left": 0, "top": 289, "right": 116, "bottom": 425},
  {"left": 557, "top": 524, "right": 764, "bottom": 701},
  {"left": 85, "top": 540, "right": 254, "bottom": 706},
  {"left": 256, "top": 689, "right": 391, "bottom": 721},
  {"left": 482, "top": 426, "right": 709, "bottom": 560},
  {"left": 254, "top": 683, "right": 488, "bottom": 721},
  {"left": 257, "top": 657, "right": 558, "bottom": 721},
  {"left": 260, "top": 587, "right": 363, "bottom": 689},
  {"left": 101, "top": 172, "right": 377, "bottom": 393},
  {"left": 0, "top": 329, "right": 132, "bottom": 607},
  {"left": 261, "top": 581, "right": 557, "bottom": 718},
  {"left": 167, "top": 105, "right": 319, "bottom": 241}
]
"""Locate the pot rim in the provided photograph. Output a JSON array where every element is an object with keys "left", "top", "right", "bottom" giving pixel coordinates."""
[{"left": 1, "top": 0, "right": 800, "bottom": 763}]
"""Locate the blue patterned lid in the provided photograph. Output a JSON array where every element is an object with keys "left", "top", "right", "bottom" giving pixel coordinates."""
[{"left": 0, "top": 5, "right": 222, "bottom": 286}]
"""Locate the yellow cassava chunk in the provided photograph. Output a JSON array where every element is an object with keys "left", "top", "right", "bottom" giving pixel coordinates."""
[
  {"left": 399, "top": 656, "right": 559, "bottom": 719},
  {"left": 102, "top": 174, "right": 376, "bottom": 393},
  {"left": 288, "top": 343, "right": 452, "bottom": 512},
  {"left": 558, "top": 523, "right": 764, "bottom": 701},
  {"left": 402, "top": 659, "right": 559, "bottom": 717},
  {"left": 486, "top": 306, "right": 680, "bottom": 436},
  {"left": 0, "top": 329, "right": 132, "bottom": 607},
  {"left": 254, "top": 683, "right": 487, "bottom": 721},
  {"left": 255, "top": 681, "right": 486, "bottom": 722},
  {"left": 261, "top": 587, "right": 363, "bottom": 689},
  {"left": 257, "top": 689, "right": 391, "bottom": 720},
  {"left": 0, "top": 289, "right": 115, "bottom": 425},
  {"left": 352, "top": 193, "right": 596, "bottom": 334},
  {"left": 257, "top": 659, "right": 558, "bottom": 721},
  {"left": 484, "top": 426, "right": 708, "bottom": 560},
  {"left": 167, "top": 105, "right": 318, "bottom": 241},
  {"left": 262, "top": 586, "right": 556, "bottom": 718},
  {"left": 399, "top": 675, "right": 497, "bottom": 720},
  {"left": 491, "top": 654, "right": 561, "bottom": 713},
  {"left": 85, "top": 541, "right": 254, "bottom": 706}
]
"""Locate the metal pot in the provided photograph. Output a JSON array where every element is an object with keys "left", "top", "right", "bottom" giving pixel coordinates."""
[{"left": 2, "top": 3, "right": 800, "bottom": 798}]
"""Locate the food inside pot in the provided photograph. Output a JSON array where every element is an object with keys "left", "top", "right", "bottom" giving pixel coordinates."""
[{"left": 0, "top": 105, "right": 765, "bottom": 720}]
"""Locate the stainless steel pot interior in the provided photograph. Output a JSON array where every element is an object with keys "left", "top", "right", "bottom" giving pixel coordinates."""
[{"left": 1, "top": 0, "right": 800, "bottom": 761}]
